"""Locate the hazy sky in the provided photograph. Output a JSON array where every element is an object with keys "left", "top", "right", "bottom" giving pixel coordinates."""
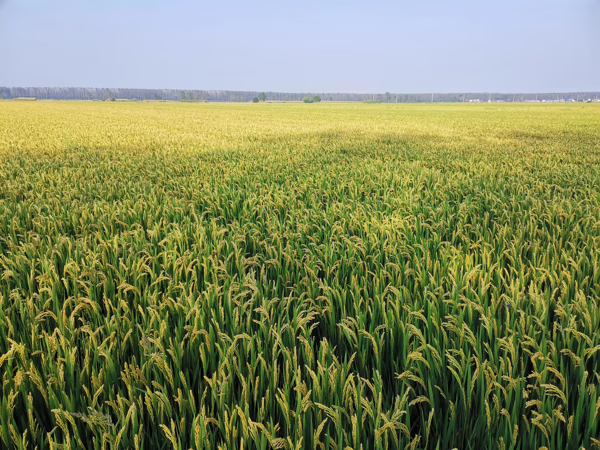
[{"left": 1, "top": 0, "right": 598, "bottom": 93}]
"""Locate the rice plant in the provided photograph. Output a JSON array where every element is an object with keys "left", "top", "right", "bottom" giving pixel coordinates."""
[{"left": 0, "top": 101, "right": 599, "bottom": 449}]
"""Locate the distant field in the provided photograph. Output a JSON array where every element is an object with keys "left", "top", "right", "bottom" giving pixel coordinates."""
[{"left": 1, "top": 101, "right": 599, "bottom": 449}]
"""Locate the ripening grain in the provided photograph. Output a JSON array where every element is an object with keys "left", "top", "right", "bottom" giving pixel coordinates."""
[{"left": 1, "top": 101, "right": 599, "bottom": 450}]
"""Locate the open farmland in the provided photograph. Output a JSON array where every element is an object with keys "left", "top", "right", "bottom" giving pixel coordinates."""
[{"left": 1, "top": 101, "right": 600, "bottom": 449}]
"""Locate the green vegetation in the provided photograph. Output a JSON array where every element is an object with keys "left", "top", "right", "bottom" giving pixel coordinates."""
[
  {"left": 258, "top": 92, "right": 267, "bottom": 102},
  {"left": 1, "top": 101, "right": 599, "bottom": 449}
]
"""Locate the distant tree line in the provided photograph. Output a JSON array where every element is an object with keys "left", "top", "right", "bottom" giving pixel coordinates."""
[{"left": 1, "top": 87, "right": 598, "bottom": 103}]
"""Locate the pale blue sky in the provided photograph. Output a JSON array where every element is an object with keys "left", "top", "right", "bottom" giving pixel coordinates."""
[{"left": 1, "top": 0, "right": 598, "bottom": 93}]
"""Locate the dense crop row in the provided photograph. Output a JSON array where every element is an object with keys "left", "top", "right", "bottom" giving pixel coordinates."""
[{"left": 1, "top": 101, "right": 599, "bottom": 449}]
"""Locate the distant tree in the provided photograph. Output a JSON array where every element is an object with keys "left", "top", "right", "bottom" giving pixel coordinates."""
[
  {"left": 258, "top": 92, "right": 266, "bottom": 102},
  {"left": 303, "top": 97, "right": 313, "bottom": 103},
  {"left": 312, "top": 95, "right": 321, "bottom": 103},
  {"left": 252, "top": 97, "right": 259, "bottom": 103},
  {"left": 180, "top": 91, "right": 186, "bottom": 102},
  {"left": 153, "top": 93, "right": 162, "bottom": 101},
  {"left": 385, "top": 92, "right": 391, "bottom": 102}
]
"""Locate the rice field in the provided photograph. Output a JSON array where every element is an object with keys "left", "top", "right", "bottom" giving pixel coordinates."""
[{"left": 1, "top": 101, "right": 599, "bottom": 449}]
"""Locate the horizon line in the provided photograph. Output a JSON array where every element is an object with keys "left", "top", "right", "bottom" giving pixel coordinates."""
[{"left": 2, "top": 86, "right": 600, "bottom": 96}]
